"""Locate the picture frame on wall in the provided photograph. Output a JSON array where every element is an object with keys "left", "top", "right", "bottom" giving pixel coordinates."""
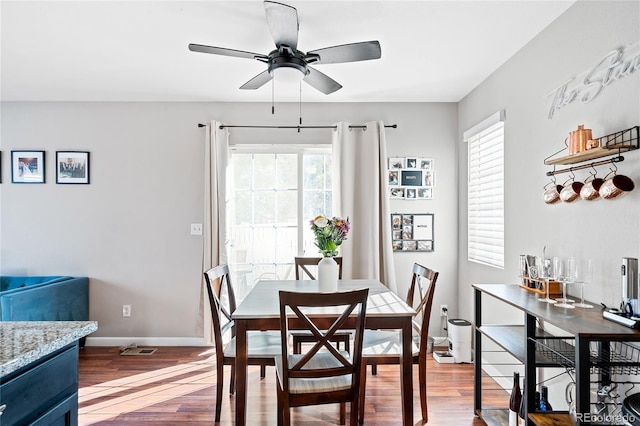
[
  {"left": 388, "top": 157, "right": 405, "bottom": 169},
  {"left": 401, "top": 170, "right": 422, "bottom": 186},
  {"left": 419, "top": 158, "right": 434, "bottom": 170},
  {"left": 417, "top": 187, "right": 433, "bottom": 199},
  {"left": 423, "top": 170, "right": 436, "bottom": 187},
  {"left": 11, "top": 150, "right": 45, "bottom": 183},
  {"left": 391, "top": 213, "right": 435, "bottom": 252},
  {"left": 390, "top": 187, "right": 405, "bottom": 199},
  {"left": 56, "top": 151, "right": 90, "bottom": 184},
  {"left": 388, "top": 170, "right": 399, "bottom": 186},
  {"left": 387, "top": 156, "right": 437, "bottom": 200},
  {"left": 405, "top": 157, "right": 418, "bottom": 169}
]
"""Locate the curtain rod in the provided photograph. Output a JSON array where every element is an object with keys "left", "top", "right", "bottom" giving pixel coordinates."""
[{"left": 197, "top": 123, "right": 397, "bottom": 130}]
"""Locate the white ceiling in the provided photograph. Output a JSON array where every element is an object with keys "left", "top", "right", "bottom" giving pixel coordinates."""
[{"left": 1, "top": 0, "right": 575, "bottom": 103}]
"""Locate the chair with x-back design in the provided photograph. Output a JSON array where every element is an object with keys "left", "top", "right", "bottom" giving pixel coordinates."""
[
  {"left": 204, "top": 264, "right": 281, "bottom": 422},
  {"left": 358, "top": 263, "right": 438, "bottom": 424},
  {"left": 275, "top": 288, "right": 369, "bottom": 426}
]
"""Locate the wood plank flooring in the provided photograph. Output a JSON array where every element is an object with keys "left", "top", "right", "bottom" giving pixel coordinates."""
[{"left": 78, "top": 346, "right": 507, "bottom": 425}]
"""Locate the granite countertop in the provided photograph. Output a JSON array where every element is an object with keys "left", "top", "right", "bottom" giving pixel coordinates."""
[{"left": 0, "top": 321, "right": 98, "bottom": 377}]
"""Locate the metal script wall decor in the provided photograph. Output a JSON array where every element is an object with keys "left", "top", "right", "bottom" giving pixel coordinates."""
[{"left": 547, "top": 40, "right": 640, "bottom": 119}]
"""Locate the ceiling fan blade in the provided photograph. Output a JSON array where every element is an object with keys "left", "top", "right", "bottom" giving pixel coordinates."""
[
  {"left": 240, "top": 70, "right": 273, "bottom": 90},
  {"left": 303, "top": 67, "right": 342, "bottom": 95},
  {"left": 264, "top": 1, "right": 298, "bottom": 50},
  {"left": 305, "top": 41, "right": 381, "bottom": 65},
  {"left": 188, "top": 43, "right": 267, "bottom": 61}
]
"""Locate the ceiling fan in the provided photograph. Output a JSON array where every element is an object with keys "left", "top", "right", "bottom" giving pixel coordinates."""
[{"left": 188, "top": 1, "right": 381, "bottom": 95}]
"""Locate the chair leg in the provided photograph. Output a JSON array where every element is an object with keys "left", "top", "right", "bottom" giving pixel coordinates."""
[
  {"left": 229, "top": 364, "right": 236, "bottom": 395},
  {"left": 371, "top": 364, "right": 377, "bottom": 375},
  {"left": 358, "top": 362, "right": 367, "bottom": 425},
  {"left": 419, "top": 358, "right": 428, "bottom": 423},
  {"left": 215, "top": 363, "right": 224, "bottom": 422},
  {"left": 260, "top": 365, "right": 266, "bottom": 379},
  {"left": 340, "top": 402, "right": 346, "bottom": 425}
]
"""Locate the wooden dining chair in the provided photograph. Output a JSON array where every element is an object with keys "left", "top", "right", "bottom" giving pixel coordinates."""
[
  {"left": 292, "top": 257, "right": 351, "bottom": 354},
  {"left": 203, "top": 264, "right": 281, "bottom": 423},
  {"left": 275, "top": 288, "right": 369, "bottom": 426},
  {"left": 358, "top": 263, "right": 438, "bottom": 424}
]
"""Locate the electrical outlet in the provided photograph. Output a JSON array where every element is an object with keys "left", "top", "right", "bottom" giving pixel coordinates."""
[
  {"left": 190, "top": 223, "right": 203, "bottom": 235},
  {"left": 123, "top": 305, "right": 131, "bottom": 317},
  {"left": 440, "top": 304, "right": 448, "bottom": 317}
]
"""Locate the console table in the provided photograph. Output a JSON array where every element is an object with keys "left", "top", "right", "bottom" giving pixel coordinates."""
[
  {"left": 0, "top": 321, "right": 97, "bottom": 425},
  {"left": 473, "top": 284, "right": 640, "bottom": 425}
]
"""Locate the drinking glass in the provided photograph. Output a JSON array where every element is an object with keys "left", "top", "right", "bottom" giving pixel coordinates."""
[
  {"left": 574, "top": 258, "right": 594, "bottom": 308},
  {"left": 538, "top": 257, "right": 558, "bottom": 304},
  {"left": 556, "top": 257, "right": 576, "bottom": 308}
]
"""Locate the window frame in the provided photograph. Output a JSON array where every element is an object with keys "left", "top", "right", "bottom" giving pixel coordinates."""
[{"left": 465, "top": 111, "right": 505, "bottom": 269}]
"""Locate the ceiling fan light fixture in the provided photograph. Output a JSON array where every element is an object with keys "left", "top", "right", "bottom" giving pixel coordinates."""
[{"left": 271, "top": 66, "right": 305, "bottom": 84}]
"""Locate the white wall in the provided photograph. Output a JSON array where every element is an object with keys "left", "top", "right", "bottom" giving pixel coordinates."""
[
  {"left": 458, "top": 1, "right": 640, "bottom": 325},
  {"left": 0, "top": 102, "right": 458, "bottom": 343}
]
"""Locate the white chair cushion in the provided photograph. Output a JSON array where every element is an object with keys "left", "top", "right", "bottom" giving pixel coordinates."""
[
  {"left": 224, "top": 330, "right": 282, "bottom": 357},
  {"left": 275, "top": 351, "right": 353, "bottom": 394},
  {"left": 361, "top": 330, "right": 420, "bottom": 357}
]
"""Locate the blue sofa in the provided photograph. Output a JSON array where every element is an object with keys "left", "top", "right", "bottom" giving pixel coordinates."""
[{"left": 0, "top": 276, "right": 89, "bottom": 322}]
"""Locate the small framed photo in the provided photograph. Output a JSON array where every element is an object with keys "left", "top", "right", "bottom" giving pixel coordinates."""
[
  {"left": 417, "top": 240, "right": 434, "bottom": 252},
  {"left": 405, "top": 157, "right": 418, "bottom": 169},
  {"left": 402, "top": 215, "right": 413, "bottom": 225},
  {"left": 390, "top": 187, "right": 405, "bottom": 199},
  {"left": 423, "top": 170, "right": 436, "bottom": 187},
  {"left": 392, "top": 240, "right": 403, "bottom": 251},
  {"left": 388, "top": 170, "right": 399, "bottom": 186},
  {"left": 391, "top": 214, "right": 402, "bottom": 229},
  {"left": 419, "top": 158, "right": 434, "bottom": 170},
  {"left": 417, "top": 187, "right": 433, "bottom": 199},
  {"left": 388, "top": 157, "right": 405, "bottom": 169},
  {"left": 402, "top": 226, "right": 413, "bottom": 240},
  {"left": 57, "top": 151, "right": 90, "bottom": 184},
  {"left": 392, "top": 230, "right": 402, "bottom": 240},
  {"left": 401, "top": 170, "right": 422, "bottom": 186},
  {"left": 403, "top": 240, "right": 417, "bottom": 251},
  {"left": 406, "top": 188, "right": 417, "bottom": 199},
  {"left": 12, "top": 150, "right": 45, "bottom": 183}
]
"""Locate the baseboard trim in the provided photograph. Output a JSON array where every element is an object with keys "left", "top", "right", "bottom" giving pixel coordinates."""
[{"left": 86, "top": 337, "right": 211, "bottom": 347}]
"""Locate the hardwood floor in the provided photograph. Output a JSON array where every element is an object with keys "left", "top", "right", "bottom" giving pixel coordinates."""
[{"left": 78, "top": 346, "right": 506, "bottom": 425}]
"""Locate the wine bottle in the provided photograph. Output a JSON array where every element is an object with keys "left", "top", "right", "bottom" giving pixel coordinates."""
[
  {"left": 518, "top": 378, "right": 526, "bottom": 421},
  {"left": 509, "top": 372, "right": 522, "bottom": 426},
  {"left": 539, "top": 386, "right": 553, "bottom": 411}
]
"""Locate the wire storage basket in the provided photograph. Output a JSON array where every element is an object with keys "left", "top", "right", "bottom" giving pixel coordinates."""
[
  {"left": 531, "top": 336, "right": 576, "bottom": 367},
  {"left": 590, "top": 341, "right": 640, "bottom": 375}
]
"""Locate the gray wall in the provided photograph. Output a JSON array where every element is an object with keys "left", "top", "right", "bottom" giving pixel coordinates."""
[
  {"left": 0, "top": 102, "right": 458, "bottom": 343},
  {"left": 457, "top": 1, "right": 640, "bottom": 325}
]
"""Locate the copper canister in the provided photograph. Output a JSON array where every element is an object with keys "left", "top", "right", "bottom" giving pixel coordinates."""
[{"left": 568, "top": 125, "right": 592, "bottom": 155}]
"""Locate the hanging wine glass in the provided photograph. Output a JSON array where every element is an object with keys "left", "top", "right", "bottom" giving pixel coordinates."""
[
  {"left": 556, "top": 257, "right": 576, "bottom": 309},
  {"left": 574, "top": 258, "right": 594, "bottom": 308},
  {"left": 539, "top": 257, "right": 558, "bottom": 304}
]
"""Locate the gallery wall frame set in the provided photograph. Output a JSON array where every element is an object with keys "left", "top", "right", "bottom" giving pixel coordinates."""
[
  {"left": 388, "top": 157, "right": 435, "bottom": 200},
  {"left": 6, "top": 150, "right": 90, "bottom": 184},
  {"left": 391, "top": 213, "right": 435, "bottom": 252}
]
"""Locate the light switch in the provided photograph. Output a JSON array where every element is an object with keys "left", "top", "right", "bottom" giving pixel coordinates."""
[{"left": 190, "top": 223, "right": 203, "bottom": 235}]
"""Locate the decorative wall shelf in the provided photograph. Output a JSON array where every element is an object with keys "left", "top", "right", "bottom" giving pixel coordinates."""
[{"left": 544, "top": 126, "right": 638, "bottom": 176}]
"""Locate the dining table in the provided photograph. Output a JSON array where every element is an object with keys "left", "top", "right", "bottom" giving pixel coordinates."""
[{"left": 231, "top": 278, "right": 417, "bottom": 426}]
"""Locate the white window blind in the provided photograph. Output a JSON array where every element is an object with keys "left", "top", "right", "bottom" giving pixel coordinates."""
[{"left": 466, "top": 111, "right": 505, "bottom": 269}]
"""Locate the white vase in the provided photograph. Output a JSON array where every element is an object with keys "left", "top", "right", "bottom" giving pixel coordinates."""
[{"left": 318, "top": 256, "right": 339, "bottom": 292}]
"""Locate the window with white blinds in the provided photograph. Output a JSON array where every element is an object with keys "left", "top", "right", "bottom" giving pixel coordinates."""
[{"left": 465, "top": 111, "right": 505, "bottom": 269}]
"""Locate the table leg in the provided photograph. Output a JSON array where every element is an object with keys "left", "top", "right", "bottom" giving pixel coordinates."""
[
  {"left": 235, "top": 320, "right": 248, "bottom": 426},
  {"left": 400, "top": 318, "right": 414, "bottom": 426}
]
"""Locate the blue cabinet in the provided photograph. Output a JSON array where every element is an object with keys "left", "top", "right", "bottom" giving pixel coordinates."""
[{"left": 1, "top": 343, "right": 79, "bottom": 425}]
